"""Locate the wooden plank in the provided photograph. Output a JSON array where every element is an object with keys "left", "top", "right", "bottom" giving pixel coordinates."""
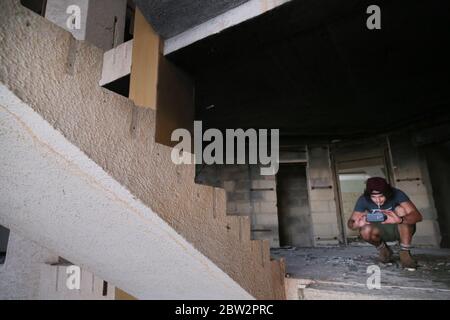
[
  {"left": 129, "top": 8, "right": 160, "bottom": 109},
  {"left": 155, "top": 56, "right": 194, "bottom": 147},
  {"left": 115, "top": 288, "right": 137, "bottom": 300},
  {"left": 271, "top": 258, "right": 287, "bottom": 300},
  {"left": 129, "top": 8, "right": 194, "bottom": 146}
]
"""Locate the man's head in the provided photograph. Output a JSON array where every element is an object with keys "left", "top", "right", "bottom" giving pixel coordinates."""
[{"left": 364, "top": 177, "right": 393, "bottom": 206}]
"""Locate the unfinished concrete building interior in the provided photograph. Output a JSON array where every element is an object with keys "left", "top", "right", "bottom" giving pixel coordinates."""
[{"left": 1, "top": 0, "right": 450, "bottom": 301}]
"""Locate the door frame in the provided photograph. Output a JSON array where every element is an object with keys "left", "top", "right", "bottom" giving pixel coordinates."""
[{"left": 330, "top": 137, "right": 394, "bottom": 244}]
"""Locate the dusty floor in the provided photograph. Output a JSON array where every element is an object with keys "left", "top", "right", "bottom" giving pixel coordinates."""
[{"left": 272, "top": 244, "right": 450, "bottom": 300}]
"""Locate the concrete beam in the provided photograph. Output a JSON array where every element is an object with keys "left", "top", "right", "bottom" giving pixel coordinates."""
[
  {"left": 164, "top": 0, "right": 291, "bottom": 55},
  {"left": 99, "top": 39, "right": 133, "bottom": 87}
]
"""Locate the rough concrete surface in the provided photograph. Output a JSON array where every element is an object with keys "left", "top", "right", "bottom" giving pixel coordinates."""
[
  {"left": 0, "top": 0, "right": 284, "bottom": 299},
  {"left": 273, "top": 245, "right": 450, "bottom": 300},
  {"left": 134, "top": 0, "right": 250, "bottom": 38},
  {"left": 0, "top": 84, "right": 253, "bottom": 299}
]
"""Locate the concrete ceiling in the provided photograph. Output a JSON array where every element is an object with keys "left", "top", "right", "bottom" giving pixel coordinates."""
[
  {"left": 133, "top": 0, "right": 250, "bottom": 38},
  {"left": 167, "top": 0, "right": 450, "bottom": 141}
]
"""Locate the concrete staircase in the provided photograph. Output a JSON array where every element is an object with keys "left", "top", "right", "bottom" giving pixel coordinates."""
[{"left": 0, "top": 1, "right": 285, "bottom": 299}]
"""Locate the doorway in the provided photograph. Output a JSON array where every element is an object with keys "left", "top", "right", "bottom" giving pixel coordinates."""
[
  {"left": 423, "top": 140, "right": 450, "bottom": 248},
  {"left": 276, "top": 163, "right": 313, "bottom": 247},
  {"left": 0, "top": 225, "right": 10, "bottom": 265},
  {"left": 332, "top": 140, "right": 392, "bottom": 242}
]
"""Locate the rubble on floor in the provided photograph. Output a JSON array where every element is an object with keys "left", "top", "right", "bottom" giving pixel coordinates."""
[{"left": 272, "top": 245, "right": 450, "bottom": 300}]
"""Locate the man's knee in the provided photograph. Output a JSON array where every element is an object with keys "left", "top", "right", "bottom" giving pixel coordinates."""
[
  {"left": 360, "top": 225, "right": 381, "bottom": 243},
  {"left": 359, "top": 225, "right": 372, "bottom": 241}
]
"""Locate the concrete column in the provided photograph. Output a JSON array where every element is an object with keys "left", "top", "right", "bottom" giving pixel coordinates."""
[
  {"left": 388, "top": 133, "right": 441, "bottom": 247},
  {"left": 307, "top": 146, "right": 340, "bottom": 246},
  {"left": 45, "top": 0, "right": 126, "bottom": 51},
  {"left": 0, "top": 232, "right": 59, "bottom": 300},
  {"left": 0, "top": 231, "right": 115, "bottom": 300},
  {"left": 38, "top": 264, "right": 115, "bottom": 300}
]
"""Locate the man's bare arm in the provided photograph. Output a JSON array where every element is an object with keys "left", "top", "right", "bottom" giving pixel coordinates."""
[
  {"left": 394, "top": 201, "right": 423, "bottom": 224},
  {"left": 347, "top": 211, "right": 368, "bottom": 230}
]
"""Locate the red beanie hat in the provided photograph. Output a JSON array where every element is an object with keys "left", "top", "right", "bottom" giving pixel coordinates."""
[{"left": 366, "top": 177, "right": 390, "bottom": 195}]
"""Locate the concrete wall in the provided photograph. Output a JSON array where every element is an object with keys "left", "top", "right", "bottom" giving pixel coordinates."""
[
  {"left": 85, "top": 0, "right": 126, "bottom": 50},
  {"left": 0, "top": 1, "right": 284, "bottom": 299},
  {"left": 307, "top": 146, "right": 341, "bottom": 246},
  {"left": 196, "top": 147, "right": 339, "bottom": 248},
  {"left": 196, "top": 149, "right": 324, "bottom": 248},
  {"left": 45, "top": 0, "right": 126, "bottom": 51},
  {"left": 388, "top": 133, "right": 441, "bottom": 247},
  {"left": 197, "top": 164, "right": 280, "bottom": 247}
]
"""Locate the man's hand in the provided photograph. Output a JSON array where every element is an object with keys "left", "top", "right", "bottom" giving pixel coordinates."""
[
  {"left": 394, "top": 202, "right": 423, "bottom": 225},
  {"left": 381, "top": 210, "right": 402, "bottom": 224},
  {"left": 348, "top": 212, "right": 370, "bottom": 229},
  {"left": 394, "top": 205, "right": 407, "bottom": 217}
]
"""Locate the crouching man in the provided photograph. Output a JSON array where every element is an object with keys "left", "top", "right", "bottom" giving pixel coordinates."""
[{"left": 347, "top": 177, "right": 423, "bottom": 269}]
